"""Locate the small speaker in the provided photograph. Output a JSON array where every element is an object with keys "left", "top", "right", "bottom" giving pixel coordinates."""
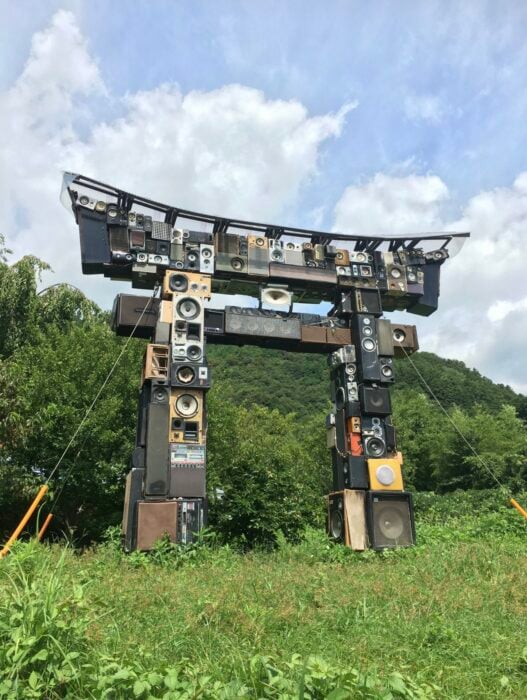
[
  {"left": 170, "top": 362, "right": 211, "bottom": 389},
  {"left": 367, "top": 457, "right": 404, "bottom": 491},
  {"left": 359, "top": 386, "right": 392, "bottom": 415},
  {"left": 366, "top": 491, "right": 415, "bottom": 549},
  {"left": 261, "top": 285, "right": 292, "bottom": 307},
  {"left": 363, "top": 435, "right": 386, "bottom": 458}
]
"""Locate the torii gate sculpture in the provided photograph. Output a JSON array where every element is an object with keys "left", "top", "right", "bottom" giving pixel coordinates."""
[{"left": 62, "top": 172, "right": 468, "bottom": 551}]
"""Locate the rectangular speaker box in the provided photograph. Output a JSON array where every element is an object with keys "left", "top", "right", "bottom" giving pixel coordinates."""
[
  {"left": 376, "top": 319, "right": 394, "bottom": 356},
  {"left": 384, "top": 418, "right": 397, "bottom": 453},
  {"left": 366, "top": 491, "right": 415, "bottom": 549},
  {"left": 216, "top": 252, "right": 248, "bottom": 275},
  {"left": 177, "top": 499, "right": 205, "bottom": 544},
  {"left": 351, "top": 314, "right": 381, "bottom": 382},
  {"left": 131, "top": 446, "right": 145, "bottom": 469},
  {"left": 136, "top": 384, "right": 149, "bottom": 447},
  {"left": 379, "top": 357, "right": 395, "bottom": 383},
  {"left": 327, "top": 490, "right": 367, "bottom": 550},
  {"left": 151, "top": 221, "right": 173, "bottom": 241},
  {"left": 169, "top": 444, "right": 206, "bottom": 497},
  {"left": 187, "top": 230, "right": 213, "bottom": 245},
  {"left": 199, "top": 245, "right": 215, "bottom": 274},
  {"left": 332, "top": 454, "right": 369, "bottom": 491},
  {"left": 170, "top": 388, "right": 205, "bottom": 443},
  {"left": 354, "top": 288, "right": 383, "bottom": 316},
  {"left": 408, "top": 262, "right": 441, "bottom": 316},
  {"left": 215, "top": 232, "right": 240, "bottom": 254},
  {"left": 359, "top": 385, "right": 392, "bottom": 415},
  {"left": 122, "top": 467, "right": 144, "bottom": 552},
  {"left": 367, "top": 456, "right": 404, "bottom": 491},
  {"left": 204, "top": 309, "right": 225, "bottom": 336},
  {"left": 144, "top": 344, "right": 169, "bottom": 380},
  {"left": 111, "top": 294, "right": 160, "bottom": 339},
  {"left": 136, "top": 500, "right": 178, "bottom": 551},
  {"left": 77, "top": 209, "right": 111, "bottom": 274},
  {"left": 170, "top": 362, "right": 211, "bottom": 389},
  {"left": 109, "top": 226, "right": 130, "bottom": 253},
  {"left": 225, "top": 308, "right": 301, "bottom": 340},
  {"left": 145, "top": 392, "right": 170, "bottom": 497},
  {"left": 163, "top": 271, "right": 212, "bottom": 300},
  {"left": 248, "top": 235, "right": 270, "bottom": 277},
  {"left": 391, "top": 323, "right": 419, "bottom": 356}
]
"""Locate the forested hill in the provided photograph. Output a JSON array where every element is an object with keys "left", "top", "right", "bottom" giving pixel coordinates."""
[{"left": 208, "top": 345, "right": 527, "bottom": 420}]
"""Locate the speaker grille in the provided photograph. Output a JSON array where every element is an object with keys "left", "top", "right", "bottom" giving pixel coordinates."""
[{"left": 367, "top": 492, "right": 415, "bottom": 549}]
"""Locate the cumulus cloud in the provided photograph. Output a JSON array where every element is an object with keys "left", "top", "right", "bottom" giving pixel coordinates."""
[
  {"left": 0, "top": 10, "right": 353, "bottom": 305},
  {"left": 333, "top": 173, "right": 449, "bottom": 235},
  {"left": 333, "top": 172, "right": 527, "bottom": 393}
]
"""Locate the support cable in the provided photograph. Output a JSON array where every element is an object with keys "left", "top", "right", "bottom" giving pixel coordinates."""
[
  {"left": 0, "top": 287, "right": 159, "bottom": 557},
  {"left": 399, "top": 345, "right": 527, "bottom": 522}
]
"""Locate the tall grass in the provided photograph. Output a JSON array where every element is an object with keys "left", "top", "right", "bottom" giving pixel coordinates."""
[{"left": 0, "top": 493, "right": 526, "bottom": 698}]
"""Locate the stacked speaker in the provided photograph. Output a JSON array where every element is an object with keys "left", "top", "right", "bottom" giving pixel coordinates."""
[
  {"left": 123, "top": 270, "right": 211, "bottom": 551},
  {"left": 326, "top": 286, "right": 415, "bottom": 550}
]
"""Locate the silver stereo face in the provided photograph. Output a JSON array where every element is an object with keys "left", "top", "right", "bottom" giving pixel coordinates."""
[
  {"left": 147, "top": 254, "right": 170, "bottom": 266},
  {"left": 200, "top": 245, "right": 215, "bottom": 273}
]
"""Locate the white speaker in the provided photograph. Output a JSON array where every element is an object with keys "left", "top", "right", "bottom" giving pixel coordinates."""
[{"left": 260, "top": 285, "right": 292, "bottom": 307}]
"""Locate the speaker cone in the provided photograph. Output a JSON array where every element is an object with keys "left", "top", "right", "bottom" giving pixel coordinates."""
[
  {"left": 186, "top": 345, "right": 202, "bottom": 361},
  {"left": 377, "top": 505, "right": 405, "bottom": 540},
  {"left": 231, "top": 257, "right": 244, "bottom": 271},
  {"left": 365, "top": 437, "right": 385, "bottom": 457},
  {"left": 393, "top": 328, "right": 406, "bottom": 343},
  {"left": 176, "top": 366, "right": 195, "bottom": 384},
  {"left": 170, "top": 274, "right": 188, "bottom": 292},
  {"left": 177, "top": 298, "right": 200, "bottom": 320},
  {"left": 329, "top": 509, "right": 343, "bottom": 540},
  {"left": 175, "top": 394, "right": 198, "bottom": 417}
]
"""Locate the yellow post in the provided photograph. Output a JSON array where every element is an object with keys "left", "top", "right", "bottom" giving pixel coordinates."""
[
  {"left": 38, "top": 513, "right": 53, "bottom": 541},
  {"left": 510, "top": 498, "right": 527, "bottom": 522},
  {"left": 0, "top": 485, "right": 49, "bottom": 559}
]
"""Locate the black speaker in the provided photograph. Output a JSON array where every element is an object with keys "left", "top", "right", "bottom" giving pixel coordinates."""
[
  {"left": 359, "top": 386, "right": 392, "bottom": 415},
  {"left": 379, "top": 357, "right": 395, "bottom": 383},
  {"left": 225, "top": 307, "right": 301, "bottom": 340},
  {"left": 122, "top": 467, "right": 144, "bottom": 552},
  {"left": 350, "top": 314, "right": 381, "bottom": 382},
  {"left": 332, "top": 453, "right": 369, "bottom": 490},
  {"left": 408, "top": 262, "right": 441, "bottom": 316},
  {"left": 144, "top": 387, "right": 170, "bottom": 497},
  {"left": 204, "top": 309, "right": 225, "bottom": 336},
  {"left": 168, "top": 272, "right": 189, "bottom": 293},
  {"left": 366, "top": 491, "right": 415, "bottom": 549},
  {"left": 170, "top": 362, "right": 211, "bottom": 388},
  {"left": 327, "top": 492, "right": 345, "bottom": 542},
  {"left": 78, "top": 209, "right": 111, "bottom": 274},
  {"left": 111, "top": 294, "right": 160, "bottom": 339}
]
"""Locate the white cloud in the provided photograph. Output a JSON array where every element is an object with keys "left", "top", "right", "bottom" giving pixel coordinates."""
[
  {"left": 333, "top": 172, "right": 527, "bottom": 394},
  {"left": 0, "top": 11, "right": 353, "bottom": 305},
  {"left": 333, "top": 173, "right": 449, "bottom": 235}
]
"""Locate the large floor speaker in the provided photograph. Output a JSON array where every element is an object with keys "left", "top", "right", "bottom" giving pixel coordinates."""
[{"left": 366, "top": 491, "right": 415, "bottom": 549}]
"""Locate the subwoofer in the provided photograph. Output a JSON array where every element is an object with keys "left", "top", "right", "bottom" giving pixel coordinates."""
[{"left": 366, "top": 491, "right": 415, "bottom": 549}]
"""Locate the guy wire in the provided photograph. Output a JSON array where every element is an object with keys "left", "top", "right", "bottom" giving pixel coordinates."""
[
  {"left": 45, "top": 287, "right": 159, "bottom": 487},
  {"left": 399, "top": 344, "right": 507, "bottom": 492}
]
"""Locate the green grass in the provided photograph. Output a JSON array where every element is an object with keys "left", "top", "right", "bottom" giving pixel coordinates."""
[{"left": 1, "top": 502, "right": 527, "bottom": 698}]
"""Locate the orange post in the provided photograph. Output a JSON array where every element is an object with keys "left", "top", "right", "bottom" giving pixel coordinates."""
[
  {"left": 0, "top": 485, "right": 49, "bottom": 559},
  {"left": 38, "top": 513, "right": 54, "bottom": 541},
  {"left": 510, "top": 498, "right": 527, "bottom": 522}
]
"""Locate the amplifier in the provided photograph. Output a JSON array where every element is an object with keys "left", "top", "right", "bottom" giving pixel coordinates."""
[{"left": 169, "top": 444, "right": 206, "bottom": 498}]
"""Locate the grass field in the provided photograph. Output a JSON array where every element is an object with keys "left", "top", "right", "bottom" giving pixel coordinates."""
[{"left": 1, "top": 496, "right": 527, "bottom": 698}]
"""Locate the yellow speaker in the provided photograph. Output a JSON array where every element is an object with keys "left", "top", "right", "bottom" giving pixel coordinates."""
[
  {"left": 169, "top": 388, "right": 205, "bottom": 443},
  {"left": 162, "top": 271, "right": 212, "bottom": 300},
  {"left": 335, "top": 248, "right": 350, "bottom": 265},
  {"left": 367, "top": 456, "right": 404, "bottom": 491}
]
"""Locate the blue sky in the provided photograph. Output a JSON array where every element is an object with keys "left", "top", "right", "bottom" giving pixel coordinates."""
[{"left": 1, "top": 1, "right": 527, "bottom": 391}]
